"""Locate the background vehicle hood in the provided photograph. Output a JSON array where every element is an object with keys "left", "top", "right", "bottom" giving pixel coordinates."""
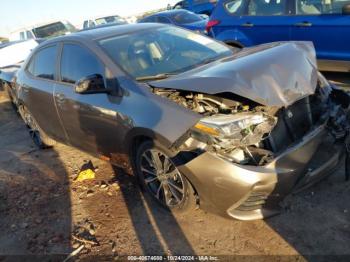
[{"left": 150, "top": 42, "right": 318, "bottom": 107}]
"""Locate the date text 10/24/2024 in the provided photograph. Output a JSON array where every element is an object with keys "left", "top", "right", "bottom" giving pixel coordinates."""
[{"left": 127, "top": 256, "right": 220, "bottom": 261}]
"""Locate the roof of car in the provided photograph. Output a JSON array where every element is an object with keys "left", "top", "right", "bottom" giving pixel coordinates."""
[{"left": 42, "top": 23, "right": 164, "bottom": 45}]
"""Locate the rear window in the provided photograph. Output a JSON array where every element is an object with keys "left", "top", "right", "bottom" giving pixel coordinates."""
[
  {"left": 172, "top": 11, "right": 202, "bottom": 24},
  {"left": 33, "top": 22, "right": 76, "bottom": 38},
  {"left": 296, "top": 0, "right": 350, "bottom": 14},
  {"left": 95, "top": 16, "right": 126, "bottom": 25},
  {"left": 224, "top": 0, "right": 244, "bottom": 14}
]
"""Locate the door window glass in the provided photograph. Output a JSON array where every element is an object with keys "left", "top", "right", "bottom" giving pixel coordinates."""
[
  {"left": 224, "top": 0, "right": 244, "bottom": 14},
  {"left": 248, "top": 0, "right": 287, "bottom": 15},
  {"left": 27, "top": 45, "right": 57, "bottom": 80},
  {"left": 157, "top": 16, "right": 172, "bottom": 24},
  {"left": 296, "top": 0, "right": 350, "bottom": 14},
  {"left": 60, "top": 43, "right": 104, "bottom": 84}
]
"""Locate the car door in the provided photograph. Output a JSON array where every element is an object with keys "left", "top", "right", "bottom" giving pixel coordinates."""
[
  {"left": 54, "top": 42, "right": 121, "bottom": 157},
  {"left": 238, "top": 0, "right": 292, "bottom": 46},
  {"left": 21, "top": 44, "right": 67, "bottom": 142},
  {"left": 290, "top": 0, "right": 350, "bottom": 64}
]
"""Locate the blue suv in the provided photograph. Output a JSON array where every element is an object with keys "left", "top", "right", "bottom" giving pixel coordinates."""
[
  {"left": 173, "top": 0, "right": 218, "bottom": 15},
  {"left": 208, "top": 0, "right": 350, "bottom": 72}
]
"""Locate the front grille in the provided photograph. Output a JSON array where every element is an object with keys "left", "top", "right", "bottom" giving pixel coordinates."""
[
  {"left": 265, "top": 93, "right": 326, "bottom": 153},
  {"left": 236, "top": 192, "right": 268, "bottom": 211}
]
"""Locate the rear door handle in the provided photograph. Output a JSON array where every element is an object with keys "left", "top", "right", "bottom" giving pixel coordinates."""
[
  {"left": 22, "top": 85, "right": 29, "bottom": 92},
  {"left": 241, "top": 22, "right": 254, "bottom": 27},
  {"left": 55, "top": 93, "right": 65, "bottom": 103},
  {"left": 294, "top": 22, "right": 312, "bottom": 27}
]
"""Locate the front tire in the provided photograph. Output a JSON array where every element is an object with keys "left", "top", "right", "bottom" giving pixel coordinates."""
[{"left": 134, "top": 141, "right": 197, "bottom": 213}]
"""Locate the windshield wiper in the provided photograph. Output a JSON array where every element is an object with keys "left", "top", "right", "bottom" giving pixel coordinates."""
[{"left": 136, "top": 73, "right": 176, "bottom": 81}]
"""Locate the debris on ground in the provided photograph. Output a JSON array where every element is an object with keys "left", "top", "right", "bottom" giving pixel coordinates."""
[
  {"left": 63, "top": 244, "right": 84, "bottom": 262},
  {"left": 72, "top": 219, "right": 99, "bottom": 250},
  {"left": 75, "top": 161, "right": 96, "bottom": 182}
]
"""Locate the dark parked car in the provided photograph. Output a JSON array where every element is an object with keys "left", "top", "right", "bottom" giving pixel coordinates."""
[
  {"left": 173, "top": 0, "right": 218, "bottom": 15},
  {"left": 139, "top": 9, "right": 208, "bottom": 33},
  {"left": 13, "top": 23, "right": 350, "bottom": 220},
  {"left": 207, "top": 0, "right": 350, "bottom": 72}
]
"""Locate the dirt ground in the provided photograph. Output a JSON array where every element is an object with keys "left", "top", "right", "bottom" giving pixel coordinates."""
[{"left": 0, "top": 73, "right": 350, "bottom": 261}]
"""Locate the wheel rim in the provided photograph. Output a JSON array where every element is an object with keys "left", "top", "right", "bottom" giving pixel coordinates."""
[{"left": 140, "top": 149, "right": 185, "bottom": 207}]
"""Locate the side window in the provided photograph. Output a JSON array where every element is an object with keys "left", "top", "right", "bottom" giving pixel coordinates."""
[
  {"left": 60, "top": 43, "right": 104, "bottom": 84},
  {"left": 83, "top": 21, "right": 88, "bottom": 29},
  {"left": 20, "top": 32, "right": 25, "bottom": 40},
  {"left": 27, "top": 45, "right": 57, "bottom": 80},
  {"left": 183, "top": 0, "right": 190, "bottom": 8},
  {"left": 26, "top": 31, "right": 33, "bottom": 39},
  {"left": 224, "top": 0, "right": 244, "bottom": 14},
  {"left": 143, "top": 16, "right": 156, "bottom": 22},
  {"left": 157, "top": 16, "right": 172, "bottom": 24},
  {"left": 296, "top": 0, "right": 350, "bottom": 15},
  {"left": 248, "top": 0, "right": 287, "bottom": 15}
]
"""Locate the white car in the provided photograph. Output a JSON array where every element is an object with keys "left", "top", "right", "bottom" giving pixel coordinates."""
[
  {"left": 9, "top": 20, "right": 76, "bottom": 41},
  {"left": 82, "top": 15, "right": 127, "bottom": 29},
  {"left": 0, "top": 39, "right": 41, "bottom": 68}
]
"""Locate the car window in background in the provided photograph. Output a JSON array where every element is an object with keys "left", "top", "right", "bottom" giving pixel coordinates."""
[
  {"left": 33, "top": 22, "right": 76, "bottom": 38},
  {"left": 60, "top": 44, "right": 105, "bottom": 84},
  {"left": 172, "top": 11, "right": 202, "bottom": 24},
  {"left": 99, "top": 26, "right": 233, "bottom": 79},
  {"left": 157, "top": 16, "right": 172, "bottom": 24},
  {"left": 95, "top": 16, "right": 126, "bottom": 25},
  {"left": 27, "top": 45, "right": 57, "bottom": 80},
  {"left": 224, "top": 0, "right": 244, "bottom": 14},
  {"left": 248, "top": 0, "right": 287, "bottom": 15},
  {"left": 296, "top": 0, "right": 350, "bottom": 14},
  {"left": 140, "top": 16, "right": 156, "bottom": 23}
]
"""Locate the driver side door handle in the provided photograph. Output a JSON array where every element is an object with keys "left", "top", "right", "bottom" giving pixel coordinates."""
[
  {"left": 294, "top": 22, "right": 312, "bottom": 27},
  {"left": 241, "top": 22, "right": 254, "bottom": 27}
]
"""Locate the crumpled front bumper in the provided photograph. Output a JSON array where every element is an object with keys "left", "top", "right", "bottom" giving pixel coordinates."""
[{"left": 177, "top": 124, "right": 342, "bottom": 220}]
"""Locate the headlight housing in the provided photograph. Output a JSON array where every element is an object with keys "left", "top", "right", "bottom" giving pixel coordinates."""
[{"left": 193, "top": 112, "right": 277, "bottom": 147}]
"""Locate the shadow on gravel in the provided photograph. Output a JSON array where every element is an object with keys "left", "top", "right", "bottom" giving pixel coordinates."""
[
  {"left": 0, "top": 98, "right": 72, "bottom": 260},
  {"left": 111, "top": 165, "right": 195, "bottom": 256}
]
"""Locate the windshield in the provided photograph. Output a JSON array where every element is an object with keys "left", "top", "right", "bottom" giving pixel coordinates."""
[
  {"left": 33, "top": 22, "right": 77, "bottom": 38},
  {"left": 99, "top": 26, "right": 232, "bottom": 80},
  {"left": 172, "top": 11, "right": 202, "bottom": 24},
  {"left": 96, "top": 16, "right": 126, "bottom": 25}
]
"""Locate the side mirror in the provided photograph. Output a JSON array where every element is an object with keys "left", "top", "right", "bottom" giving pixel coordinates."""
[
  {"left": 75, "top": 74, "right": 109, "bottom": 94},
  {"left": 343, "top": 4, "right": 350, "bottom": 15}
]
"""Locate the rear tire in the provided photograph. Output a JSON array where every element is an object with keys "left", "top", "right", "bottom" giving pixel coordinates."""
[
  {"left": 18, "top": 105, "right": 56, "bottom": 148},
  {"left": 134, "top": 140, "right": 197, "bottom": 213}
]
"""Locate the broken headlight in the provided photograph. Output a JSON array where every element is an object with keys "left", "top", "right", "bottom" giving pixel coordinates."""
[
  {"left": 191, "top": 112, "right": 277, "bottom": 165},
  {"left": 193, "top": 112, "right": 277, "bottom": 145}
]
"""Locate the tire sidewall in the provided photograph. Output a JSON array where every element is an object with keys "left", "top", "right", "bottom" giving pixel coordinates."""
[{"left": 134, "top": 140, "right": 196, "bottom": 213}]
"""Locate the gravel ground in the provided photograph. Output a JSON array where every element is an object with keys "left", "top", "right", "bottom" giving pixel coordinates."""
[{"left": 0, "top": 73, "right": 349, "bottom": 261}]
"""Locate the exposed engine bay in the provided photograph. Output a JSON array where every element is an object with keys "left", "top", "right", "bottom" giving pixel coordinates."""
[{"left": 152, "top": 78, "right": 350, "bottom": 167}]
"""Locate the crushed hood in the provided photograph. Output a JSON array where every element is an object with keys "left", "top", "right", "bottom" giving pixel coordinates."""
[{"left": 149, "top": 42, "right": 319, "bottom": 107}]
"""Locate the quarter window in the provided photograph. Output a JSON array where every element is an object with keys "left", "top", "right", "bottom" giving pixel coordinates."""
[
  {"left": 60, "top": 44, "right": 105, "bottom": 84},
  {"left": 296, "top": 0, "right": 350, "bottom": 14},
  {"left": 224, "top": 0, "right": 244, "bottom": 14},
  {"left": 248, "top": 0, "right": 287, "bottom": 16},
  {"left": 27, "top": 45, "right": 57, "bottom": 80}
]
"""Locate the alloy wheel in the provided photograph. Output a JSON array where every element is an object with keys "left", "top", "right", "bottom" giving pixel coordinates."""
[{"left": 140, "top": 149, "right": 186, "bottom": 207}]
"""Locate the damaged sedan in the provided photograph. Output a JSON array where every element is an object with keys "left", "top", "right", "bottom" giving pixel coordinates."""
[{"left": 14, "top": 23, "right": 350, "bottom": 220}]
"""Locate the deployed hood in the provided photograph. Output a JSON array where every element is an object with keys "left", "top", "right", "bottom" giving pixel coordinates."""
[{"left": 150, "top": 42, "right": 318, "bottom": 108}]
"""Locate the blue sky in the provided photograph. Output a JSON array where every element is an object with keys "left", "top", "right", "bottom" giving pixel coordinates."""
[{"left": 0, "top": 0, "right": 177, "bottom": 37}]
